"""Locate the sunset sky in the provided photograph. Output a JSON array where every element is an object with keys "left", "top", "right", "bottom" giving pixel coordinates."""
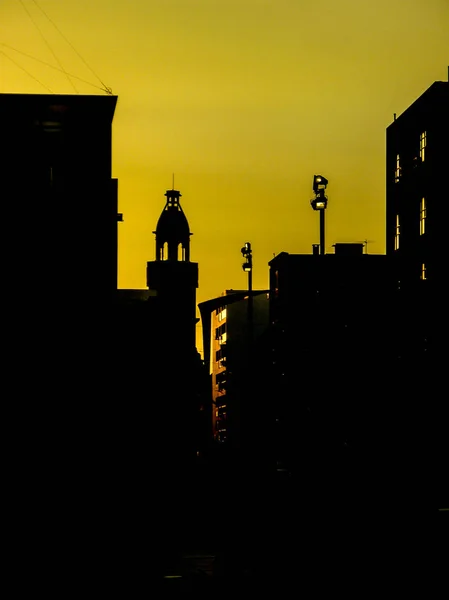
[{"left": 1, "top": 0, "right": 448, "bottom": 351}]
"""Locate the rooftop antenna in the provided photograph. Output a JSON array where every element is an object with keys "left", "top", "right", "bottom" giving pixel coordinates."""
[
  {"left": 363, "top": 239, "right": 376, "bottom": 254},
  {"left": 355, "top": 239, "right": 375, "bottom": 254},
  {"left": 172, "top": 173, "right": 175, "bottom": 189}
]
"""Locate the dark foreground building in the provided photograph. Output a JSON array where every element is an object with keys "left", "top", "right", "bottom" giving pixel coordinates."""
[
  {"left": 269, "top": 245, "right": 395, "bottom": 476},
  {"left": 386, "top": 75, "right": 448, "bottom": 512},
  {"left": 0, "top": 93, "right": 120, "bottom": 305}
]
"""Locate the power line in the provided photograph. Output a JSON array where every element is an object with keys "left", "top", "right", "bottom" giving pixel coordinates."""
[
  {"left": 18, "top": 0, "right": 77, "bottom": 93},
  {"left": 0, "top": 44, "right": 106, "bottom": 92},
  {"left": 0, "top": 48, "right": 53, "bottom": 93},
  {"left": 30, "top": 0, "right": 111, "bottom": 94}
]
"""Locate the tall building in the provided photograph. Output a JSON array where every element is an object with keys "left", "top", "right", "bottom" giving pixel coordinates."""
[
  {"left": 0, "top": 93, "right": 120, "bottom": 305},
  {"left": 268, "top": 246, "right": 396, "bottom": 481},
  {"left": 146, "top": 188, "right": 199, "bottom": 351},
  {"left": 386, "top": 76, "right": 448, "bottom": 359},
  {"left": 199, "top": 290, "right": 269, "bottom": 452},
  {"left": 386, "top": 73, "right": 448, "bottom": 511},
  {"left": 386, "top": 75, "right": 448, "bottom": 294}
]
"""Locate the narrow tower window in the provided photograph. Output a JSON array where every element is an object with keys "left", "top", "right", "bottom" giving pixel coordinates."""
[
  {"left": 421, "top": 263, "right": 426, "bottom": 280},
  {"left": 394, "top": 215, "right": 400, "bottom": 250},
  {"left": 420, "top": 131, "right": 426, "bottom": 162},
  {"left": 395, "top": 154, "right": 401, "bottom": 182},
  {"left": 420, "top": 197, "right": 426, "bottom": 235}
]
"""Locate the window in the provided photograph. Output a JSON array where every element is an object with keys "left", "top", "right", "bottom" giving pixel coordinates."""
[
  {"left": 420, "top": 198, "right": 426, "bottom": 235},
  {"left": 394, "top": 215, "right": 400, "bottom": 250},
  {"left": 395, "top": 154, "right": 401, "bottom": 182},
  {"left": 215, "top": 322, "right": 226, "bottom": 340},
  {"left": 420, "top": 131, "right": 426, "bottom": 162},
  {"left": 421, "top": 263, "right": 426, "bottom": 280}
]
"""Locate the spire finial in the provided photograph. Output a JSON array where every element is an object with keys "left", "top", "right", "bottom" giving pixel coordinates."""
[{"left": 172, "top": 173, "right": 175, "bottom": 189}]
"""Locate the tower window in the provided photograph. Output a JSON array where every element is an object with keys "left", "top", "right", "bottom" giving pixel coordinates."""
[
  {"left": 420, "top": 198, "right": 426, "bottom": 235},
  {"left": 421, "top": 263, "right": 426, "bottom": 280},
  {"left": 394, "top": 215, "right": 400, "bottom": 250},
  {"left": 420, "top": 131, "right": 426, "bottom": 162},
  {"left": 395, "top": 154, "right": 401, "bottom": 182}
]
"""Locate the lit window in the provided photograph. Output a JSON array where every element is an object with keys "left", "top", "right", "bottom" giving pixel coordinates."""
[
  {"left": 420, "top": 131, "right": 426, "bottom": 162},
  {"left": 395, "top": 154, "right": 401, "bottom": 182},
  {"left": 394, "top": 214, "right": 400, "bottom": 250},
  {"left": 420, "top": 198, "right": 426, "bottom": 235},
  {"left": 421, "top": 263, "right": 426, "bottom": 280}
]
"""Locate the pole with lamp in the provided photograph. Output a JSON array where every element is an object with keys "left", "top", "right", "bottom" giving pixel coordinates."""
[
  {"left": 240, "top": 242, "right": 253, "bottom": 472},
  {"left": 241, "top": 242, "right": 253, "bottom": 343},
  {"left": 310, "top": 175, "right": 329, "bottom": 255}
]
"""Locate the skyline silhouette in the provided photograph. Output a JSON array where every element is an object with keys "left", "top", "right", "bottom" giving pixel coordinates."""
[
  {"left": 1, "top": 3, "right": 447, "bottom": 590},
  {"left": 1, "top": 0, "right": 448, "bottom": 318}
]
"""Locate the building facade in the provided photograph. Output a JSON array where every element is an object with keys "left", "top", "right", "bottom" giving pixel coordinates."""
[
  {"left": 268, "top": 247, "right": 397, "bottom": 486},
  {"left": 386, "top": 77, "right": 448, "bottom": 291},
  {"left": 386, "top": 75, "right": 448, "bottom": 510},
  {"left": 199, "top": 290, "right": 269, "bottom": 452},
  {"left": 0, "top": 93, "right": 120, "bottom": 305}
]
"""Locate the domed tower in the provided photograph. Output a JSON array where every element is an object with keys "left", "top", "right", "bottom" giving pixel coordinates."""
[
  {"left": 146, "top": 188, "right": 199, "bottom": 351},
  {"left": 154, "top": 189, "right": 191, "bottom": 262}
]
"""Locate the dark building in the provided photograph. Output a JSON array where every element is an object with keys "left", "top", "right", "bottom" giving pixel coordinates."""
[
  {"left": 0, "top": 93, "right": 120, "bottom": 306},
  {"left": 386, "top": 75, "right": 448, "bottom": 293},
  {"left": 115, "top": 188, "right": 206, "bottom": 464},
  {"left": 268, "top": 247, "right": 400, "bottom": 494},
  {"left": 146, "top": 188, "right": 199, "bottom": 350},
  {"left": 113, "top": 189, "right": 211, "bottom": 576},
  {"left": 386, "top": 75, "right": 448, "bottom": 360},
  {"left": 386, "top": 74, "right": 448, "bottom": 512}
]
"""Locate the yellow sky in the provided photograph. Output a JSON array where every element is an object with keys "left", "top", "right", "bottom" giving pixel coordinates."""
[{"left": 1, "top": 0, "right": 448, "bottom": 350}]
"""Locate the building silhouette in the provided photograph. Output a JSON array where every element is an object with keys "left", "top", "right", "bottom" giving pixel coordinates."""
[
  {"left": 268, "top": 245, "right": 399, "bottom": 500},
  {"left": 115, "top": 187, "right": 208, "bottom": 463},
  {"left": 0, "top": 93, "right": 120, "bottom": 305},
  {"left": 386, "top": 73, "right": 448, "bottom": 512},
  {"left": 387, "top": 76, "right": 448, "bottom": 292},
  {"left": 199, "top": 290, "right": 269, "bottom": 453},
  {"left": 146, "top": 188, "right": 199, "bottom": 351}
]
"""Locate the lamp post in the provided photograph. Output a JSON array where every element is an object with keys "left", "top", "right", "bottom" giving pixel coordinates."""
[
  {"left": 241, "top": 242, "right": 253, "bottom": 340},
  {"left": 240, "top": 242, "right": 253, "bottom": 465},
  {"left": 310, "top": 175, "right": 329, "bottom": 255}
]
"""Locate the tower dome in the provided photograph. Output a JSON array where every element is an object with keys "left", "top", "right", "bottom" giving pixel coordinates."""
[{"left": 154, "top": 189, "right": 192, "bottom": 261}]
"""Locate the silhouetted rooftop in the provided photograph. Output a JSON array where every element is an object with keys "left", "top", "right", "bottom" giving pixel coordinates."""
[{"left": 0, "top": 93, "right": 118, "bottom": 122}]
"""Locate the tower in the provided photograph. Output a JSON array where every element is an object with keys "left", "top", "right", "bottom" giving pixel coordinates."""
[{"left": 146, "top": 188, "right": 199, "bottom": 351}]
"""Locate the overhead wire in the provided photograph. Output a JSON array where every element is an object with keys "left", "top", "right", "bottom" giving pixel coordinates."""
[
  {"left": 0, "top": 44, "right": 107, "bottom": 92},
  {"left": 30, "top": 0, "right": 112, "bottom": 94},
  {"left": 0, "top": 48, "right": 53, "bottom": 92},
  {"left": 18, "top": 0, "right": 77, "bottom": 93}
]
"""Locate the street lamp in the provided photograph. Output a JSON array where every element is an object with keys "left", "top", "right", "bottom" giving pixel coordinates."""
[
  {"left": 310, "top": 175, "right": 329, "bottom": 255},
  {"left": 241, "top": 241, "right": 253, "bottom": 345}
]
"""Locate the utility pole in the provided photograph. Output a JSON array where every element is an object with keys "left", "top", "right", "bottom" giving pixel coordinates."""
[
  {"left": 241, "top": 242, "right": 253, "bottom": 345},
  {"left": 310, "top": 175, "right": 329, "bottom": 255}
]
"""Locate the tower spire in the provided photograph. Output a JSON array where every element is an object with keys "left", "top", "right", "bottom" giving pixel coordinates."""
[{"left": 152, "top": 187, "right": 192, "bottom": 262}]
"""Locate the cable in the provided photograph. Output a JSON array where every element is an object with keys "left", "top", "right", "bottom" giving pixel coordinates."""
[
  {"left": 18, "top": 0, "right": 77, "bottom": 93},
  {"left": 0, "top": 43, "right": 107, "bottom": 92},
  {"left": 0, "top": 48, "right": 53, "bottom": 93},
  {"left": 30, "top": 0, "right": 111, "bottom": 93}
]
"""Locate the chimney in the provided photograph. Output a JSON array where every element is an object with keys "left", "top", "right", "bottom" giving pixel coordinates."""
[{"left": 312, "top": 244, "right": 320, "bottom": 256}]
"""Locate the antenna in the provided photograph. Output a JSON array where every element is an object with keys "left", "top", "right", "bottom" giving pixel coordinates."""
[
  {"left": 172, "top": 173, "right": 175, "bottom": 189},
  {"left": 356, "top": 239, "right": 375, "bottom": 254}
]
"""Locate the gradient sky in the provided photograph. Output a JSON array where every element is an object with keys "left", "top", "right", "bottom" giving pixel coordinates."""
[{"left": 1, "top": 0, "right": 448, "bottom": 351}]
